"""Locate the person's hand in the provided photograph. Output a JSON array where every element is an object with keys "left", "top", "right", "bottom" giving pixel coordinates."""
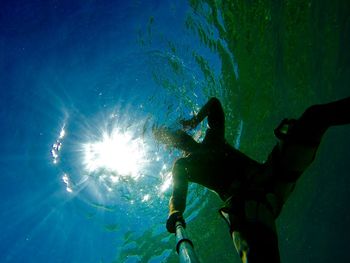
[
  {"left": 179, "top": 117, "right": 197, "bottom": 130},
  {"left": 166, "top": 211, "right": 186, "bottom": 233}
]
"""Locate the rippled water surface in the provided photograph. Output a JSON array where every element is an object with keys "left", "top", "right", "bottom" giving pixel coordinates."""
[{"left": 1, "top": 1, "right": 350, "bottom": 262}]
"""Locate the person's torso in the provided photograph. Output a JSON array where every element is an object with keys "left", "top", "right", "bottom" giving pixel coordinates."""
[{"left": 199, "top": 131, "right": 263, "bottom": 200}]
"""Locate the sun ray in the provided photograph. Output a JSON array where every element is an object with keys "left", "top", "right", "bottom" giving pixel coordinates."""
[{"left": 83, "top": 128, "right": 147, "bottom": 181}]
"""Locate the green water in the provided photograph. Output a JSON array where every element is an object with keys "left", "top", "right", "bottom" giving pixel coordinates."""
[{"left": 120, "top": 1, "right": 350, "bottom": 262}]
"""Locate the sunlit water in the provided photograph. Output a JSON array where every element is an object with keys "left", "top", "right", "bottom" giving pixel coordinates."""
[{"left": 1, "top": 1, "right": 350, "bottom": 263}]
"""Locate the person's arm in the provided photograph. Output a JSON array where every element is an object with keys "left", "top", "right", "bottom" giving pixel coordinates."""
[
  {"left": 166, "top": 160, "right": 188, "bottom": 233},
  {"left": 169, "top": 174, "right": 188, "bottom": 215},
  {"left": 181, "top": 97, "right": 225, "bottom": 136}
]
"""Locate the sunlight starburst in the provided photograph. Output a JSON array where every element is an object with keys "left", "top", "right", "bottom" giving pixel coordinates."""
[{"left": 83, "top": 129, "right": 146, "bottom": 180}]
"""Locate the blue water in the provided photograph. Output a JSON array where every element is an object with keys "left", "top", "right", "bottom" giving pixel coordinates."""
[
  {"left": 1, "top": 1, "right": 350, "bottom": 263},
  {"left": 0, "top": 1, "right": 206, "bottom": 262}
]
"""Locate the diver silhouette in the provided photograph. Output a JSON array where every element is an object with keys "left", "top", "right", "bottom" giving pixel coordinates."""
[{"left": 153, "top": 96, "right": 350, "bottom": 263}]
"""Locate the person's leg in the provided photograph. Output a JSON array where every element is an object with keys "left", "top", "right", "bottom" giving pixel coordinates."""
[
  {"left": 291, "top": 96, "right": 350, "bottom": 144},
  {"left": 266, "top": 97, "right": 350, "bottom": 208},
  {"left": 275, "top": 97, "right": 350, "bottom": 182}
]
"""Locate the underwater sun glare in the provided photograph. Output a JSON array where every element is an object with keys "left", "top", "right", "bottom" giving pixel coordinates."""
[{"left": 83, "top": 129, "right": 146, "bottom": 180}]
